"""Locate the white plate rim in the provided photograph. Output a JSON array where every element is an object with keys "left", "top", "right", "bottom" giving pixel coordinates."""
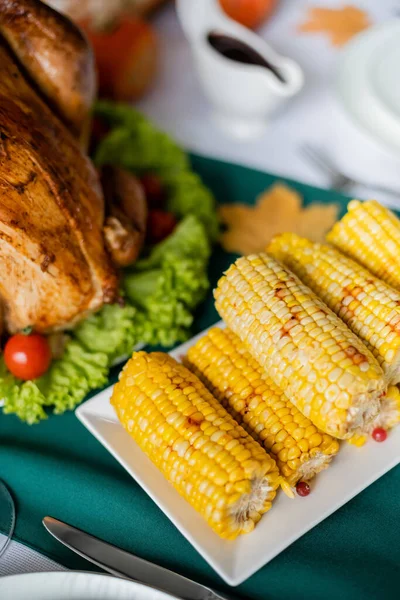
[{"left": 0, "top": 570, "right": 178, "bottom": 600}]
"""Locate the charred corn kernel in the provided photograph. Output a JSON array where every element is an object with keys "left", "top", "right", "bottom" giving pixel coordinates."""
[
  {"left": 214, "top": 253, "right": 386, "bottom": 439},
  {"left": 268, "top": 233, "right": 400, "bottom": 385},
  {"left": 185, "top": 327, "right": 339, "bottom": 486},
  {"left": 327, "top": 200, "right": 400, "bottom": 291},
  {"left": 111, "top": 351, "right": 279, "bottom": 540}
]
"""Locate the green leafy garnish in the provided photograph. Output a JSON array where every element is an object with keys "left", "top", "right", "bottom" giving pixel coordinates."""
[
  {"left": 162, "top": 171, "right": 219, "bottom": 242},
  {"left": 95, "top": 101, "right": 189, "bottom": 174},
  {"left": 0, "top": 360, "right": 47, "bottom": 424},
  {"left": 74, "top": 304, "right": 137, "bottom": 362},
  {"left": 124, "top": 216, "right": 210, "bottom": 347},
  {"left": 38, "top": 341, "right": 109, "bottom": 415}
]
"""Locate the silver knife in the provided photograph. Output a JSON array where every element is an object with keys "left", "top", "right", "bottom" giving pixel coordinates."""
[{"left": 43, "top": 517, "right": 231, "bottom": 600}]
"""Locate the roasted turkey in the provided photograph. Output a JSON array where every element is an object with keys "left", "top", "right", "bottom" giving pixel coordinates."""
[
  {"left": 0, "top": 0, "right": 96, "bottom": 145},
  {"left": 0, "top": 0, "right": 146, "bottom": 333}
]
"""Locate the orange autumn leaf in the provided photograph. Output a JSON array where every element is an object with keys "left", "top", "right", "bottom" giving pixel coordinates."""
[
  {"left": 219, "top": 183, "right": 338, "bottom": 255},
  {"left": 298, "top": 5, "right": 371, "bottom": 47}
]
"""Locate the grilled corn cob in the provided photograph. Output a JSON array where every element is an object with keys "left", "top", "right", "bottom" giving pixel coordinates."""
[
  {"left": 268, "top": 233, "right": 400, "bottom": 385},
  {"left": 111, "top": 351, "right": 280, "bottom": 539},
  {"left": 214, "top": 253, "right": 386, "bottom": 439},
  {"left": 327, "top": 200, "right": 400, "bottom": 290},
  {"left": 185, "top": 327, "right": 340, "bottom": 486}
]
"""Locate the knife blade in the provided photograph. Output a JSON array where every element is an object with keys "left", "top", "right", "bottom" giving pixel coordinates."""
[{"left": 43, "top": 516, "right": 230, "bottom": 600}]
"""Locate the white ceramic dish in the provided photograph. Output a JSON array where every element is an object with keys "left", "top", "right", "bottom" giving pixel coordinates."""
[
  {"left": 337, "top": 21, "right": 400, "bottom": 155},
  {"left": 76, "top": 321, "right": 400, "bottom": 586},
  {"left": 176, "top": 0, "right": 303, "bottom": 139},
  {"left": 0, "top": 571, "right": 176, "bottom": 600}
]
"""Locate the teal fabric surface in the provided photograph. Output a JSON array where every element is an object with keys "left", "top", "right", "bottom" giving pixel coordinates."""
[{"left": 1, "top": 155, "right": 399, "bottom": 600}]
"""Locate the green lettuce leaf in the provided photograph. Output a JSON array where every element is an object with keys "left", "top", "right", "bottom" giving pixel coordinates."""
[
  {"left": 163, "top": 171, "right": 219, "bottom": 242},
  {"left": 135, "top": 214, "right": 210, "bottom": 270},
  {"left": 0, "top": 361, "right": 47, "bottom": 424},
  {"left": 37, "top": 342, "right": 109, "bottom": 415},
  {"left": 74, "top": 303, "right": 137, "bottom": 361},
  {"left": 124, "top": 216, "right": 210, "bottom": 346},
  {"left": 94, "top": 101, "right": 148, "bottom": 128},
  {"left": 94, "top": 101, "right": 189, "bottom": 174}
]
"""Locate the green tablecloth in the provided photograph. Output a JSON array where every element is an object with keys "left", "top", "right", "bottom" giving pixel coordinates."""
[{"left": 1, "top": 155, "right": 399, "bottom": 600}]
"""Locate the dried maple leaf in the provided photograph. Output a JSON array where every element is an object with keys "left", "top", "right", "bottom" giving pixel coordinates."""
[
  {"left": 298, "top": 5, "right": 371, "bottom": 47},
  {"left": 219, "top": 183, "right": 338, "bottom": 255}
]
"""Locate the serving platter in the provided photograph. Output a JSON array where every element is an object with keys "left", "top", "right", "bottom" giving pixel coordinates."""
[{"left": 76, "top": 321, "right": 400, "bottom": 586}]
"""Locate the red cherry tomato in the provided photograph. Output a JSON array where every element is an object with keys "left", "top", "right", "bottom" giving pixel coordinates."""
[
  {"left": 296, "top": 481, "right": 311, "bottom": 497},
  {"left": 147, "top": 209, "right": 177, "bottom": 244},
  {"left": 219, "top": 0, "right": 278, "bottom": 29},
  {"left": 4, "top": 333, "right": 52, "bottom": 381},
  {"left": 140, "top": 173, "right": 166, "bottom": 209},
  {"left": 372, "top": 427, "right": 387, "bottom": 442}
]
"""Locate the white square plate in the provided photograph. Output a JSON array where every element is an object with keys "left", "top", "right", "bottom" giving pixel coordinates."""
[{"left": 76, "top": 321, "right": 400, "bottom": 586}]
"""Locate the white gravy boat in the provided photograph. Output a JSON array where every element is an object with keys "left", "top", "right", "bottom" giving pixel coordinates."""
[{"left": 176, "top": 0, "right": 304, "bottom": 138}]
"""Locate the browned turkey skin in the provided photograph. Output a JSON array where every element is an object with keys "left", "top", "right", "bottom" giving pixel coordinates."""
[
  {"left": 0, "top": 0, "right": 122, "bottom": 333},
  {"left": 0, "top": 0, "right": 149, "bottom": 334},
  {"left": 0, "top": 0, "right": 96, "bottom": 145},
  {"left": 0, "top": 39, "right": 119, "bottom": 333}
]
